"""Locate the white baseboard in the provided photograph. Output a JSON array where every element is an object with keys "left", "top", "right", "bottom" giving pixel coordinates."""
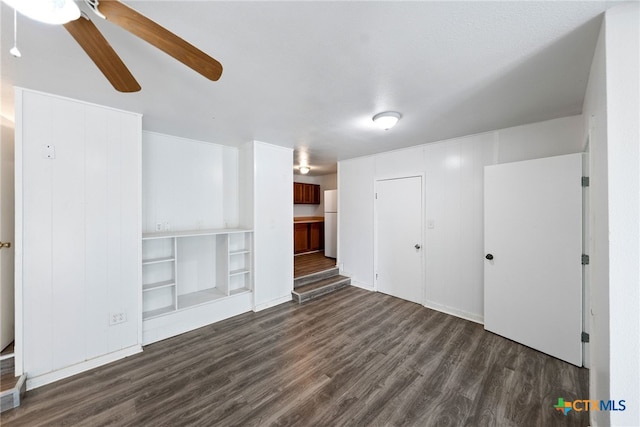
[
  {"left": 348, "top": 280, "right": 374, "bottom": 291},
  {"left": 253, "top": 294, "right": 292, "bottom": 312},
  {"left": 26, "top": 345, "right": 143, "bottom": 391},
  {"left": 424, "top": 300, "right": 484, "bottom": 324}
]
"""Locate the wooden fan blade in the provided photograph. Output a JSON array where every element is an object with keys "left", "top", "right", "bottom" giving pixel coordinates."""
[
  {"left": 64, "top": 17, "right": 141, "bottom": 92},
  {"left": 97, "top": 1, "right": 223, "bottom": 81}
]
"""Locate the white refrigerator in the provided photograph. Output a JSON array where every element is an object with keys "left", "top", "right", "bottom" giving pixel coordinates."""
[{"left": 324, "top": 190, "right": 337, "bottom": 258}]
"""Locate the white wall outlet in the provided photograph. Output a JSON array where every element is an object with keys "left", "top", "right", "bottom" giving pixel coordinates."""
[
  {"left": 164, "top": 222, "right": 170, "bottom": 231},
  {"left": 156, "top": 223, "right": 163, "bottom": 232},
  {"left": 109, "top": 312, "right": 127, "bottom": 326}
]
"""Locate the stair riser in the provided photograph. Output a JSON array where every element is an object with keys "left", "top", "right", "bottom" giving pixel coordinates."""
[
  {"left": 0, "top": 357, "right": 14, "bottom": 377},
  {"left": 293, "top": 279, "right": 351, "bottom": 303},
  {"left": 294, "top": 267, "right": 339, "bottom": 288}
]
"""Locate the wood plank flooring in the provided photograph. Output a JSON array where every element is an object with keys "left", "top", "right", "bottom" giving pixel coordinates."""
[
  {"left": 294, "top": 251, "right": 336, "bottom": 278},
  {"left": 1, "top": 287, "right": 589, "bottom": 426}
]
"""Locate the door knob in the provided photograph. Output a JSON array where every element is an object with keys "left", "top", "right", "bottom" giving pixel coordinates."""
[
  {"left": 415, "top": 244, "right": 421, "bottom": 250},
  {"left": 0, "top": 241, "right": 11, "bottom": 249},
  {"left": 485, "top": 253, "right": 493, "bottom": 260}
]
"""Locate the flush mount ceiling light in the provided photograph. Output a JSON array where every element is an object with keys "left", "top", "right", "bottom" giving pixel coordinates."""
[
  {"left": 2, "top": 0, "right": 80, "bottom": 25},
  {"left": 299, "top": 166, "right": 310, "bottom": 175},
  {"left": 372, "top": 111, "right": 402, "bottom": 130}
]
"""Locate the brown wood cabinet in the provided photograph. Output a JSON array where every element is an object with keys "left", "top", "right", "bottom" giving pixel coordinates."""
[
  {"left": 294, "top": 220, "right": 324, "bottom": 254},
  {"left": 294, "top": 223, "right": 309, "bottom": 254},
  {"left": 293, "top": 182, "right": 320, "bottom": 204}
]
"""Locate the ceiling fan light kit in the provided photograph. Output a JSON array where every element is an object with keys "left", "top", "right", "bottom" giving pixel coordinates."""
[
  {"left": 373, "top": 111, "right": 402, "bottom": 130},
  {"left": 3, "top": 0, "right": 80, "bottom": 25},
  {"left": 2, "top": 0, "right": 223, "bottom": 92}
]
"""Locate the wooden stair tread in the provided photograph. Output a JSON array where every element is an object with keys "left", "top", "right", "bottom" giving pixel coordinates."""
[
  {"left": 1, "top": 373, "right": 18, "bottom": 393},
  {"left": 293, "top": 275, "right": 350, "bottom": 294}
]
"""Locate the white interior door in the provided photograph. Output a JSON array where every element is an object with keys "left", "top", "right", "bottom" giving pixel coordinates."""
[
  {"left": 1, "top": 120, "right": 15, "bottom": 351},
  {"left": 484, "top": 153, "right": 582, "bottom": 366},
  {"left": 376, "top": 176, "right": 423, "bottom": 304}
]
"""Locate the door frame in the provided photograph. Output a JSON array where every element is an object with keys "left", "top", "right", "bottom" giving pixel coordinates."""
[{"left": 373, "top": 174, "right": 426, "bottom": 305}]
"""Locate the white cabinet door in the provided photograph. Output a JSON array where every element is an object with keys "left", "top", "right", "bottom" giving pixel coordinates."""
[
  {"left": 484, "top": 153, "right": 582, "bottom": 366},
  {"left": 376, "top": 176, "right": 423, "bottom": 304}
]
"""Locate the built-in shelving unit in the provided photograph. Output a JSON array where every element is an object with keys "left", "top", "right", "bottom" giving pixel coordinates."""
[{"left": 142, "top": 229, "right": 253, "bottom": 321}]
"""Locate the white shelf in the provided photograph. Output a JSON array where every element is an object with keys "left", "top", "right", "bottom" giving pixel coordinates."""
[
  {"left": 143, "top": 280, "right": 175, "bottom": 292},
  {"left": 142, "top": 256, "right": 175, "bottom": 265},
  {"left": 143, "top": 228, "right": 252, "bottom": 240},
  {"left": 178, "top": 288, "right": 226, "bottom": 310},
  {"left": 230, "top": 250, "right": 250, "bottom": 255},
  {"left": 229, "top": 268, "right": 250, "bottom": 277},
  {"left": 143, "top": 304, "right": 175, "bottom": 320},
  {"left": 142, "top": 230, "right": 253, "bottom": 335}
]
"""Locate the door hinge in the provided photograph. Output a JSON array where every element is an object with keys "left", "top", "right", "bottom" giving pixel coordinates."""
[
  {"left": 582, "top": 254, "right": 590, "bottom": 265},
  {"left": 582, "top": 176, "right": 590, "bottom": 187},
  {"left": 581, "top": 332, "right": 590, "bottom": 343},
  {"left": 376, "top": 273, "right": 378, "bottom": 280},
  {"left": 375, "top": 193, "right": 378, "bottom": 199}
]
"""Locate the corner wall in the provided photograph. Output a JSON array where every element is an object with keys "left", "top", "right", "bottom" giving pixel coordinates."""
[
  {"left": 338, "top": 115, "right": 585, "bottom": 322},
  {"left": 584, "top": 3, "right": 640, "bottom": 425}
]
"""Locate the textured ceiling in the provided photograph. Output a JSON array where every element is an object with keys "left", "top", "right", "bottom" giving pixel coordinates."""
[{"left": 0, "top": 1, "right": 616, "bottom": 175}]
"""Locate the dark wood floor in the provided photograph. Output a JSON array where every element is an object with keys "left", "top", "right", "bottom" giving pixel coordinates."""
[
  {"left": 1, "top": 287, "right": 589, "bottom": 426},
  {"left": 294, "top": 251, "right": 336, "bottom": 278}
]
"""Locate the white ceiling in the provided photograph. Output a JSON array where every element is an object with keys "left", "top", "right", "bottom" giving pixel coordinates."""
[{"left": 0, "top": 1, "right": 617, "bottom": 175}]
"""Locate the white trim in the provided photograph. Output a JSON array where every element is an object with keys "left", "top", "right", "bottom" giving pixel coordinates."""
[
  {"left": 253, "top": 295, "right": 291, "bottom": 312},
  {"left": 424, "top": 300, "right": 484, "bottom": 325},
  {"left": 26, "top": 345, "right": 143, "bottom": 390},
  {"left": 348, "top": 280, "right": 374, "bottom": 291},
  {"left": 14, "top": 87, "right": 24, "bottom": 377}
]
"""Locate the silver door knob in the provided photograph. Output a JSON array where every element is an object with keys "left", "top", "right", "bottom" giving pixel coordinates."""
[{"left": 415, "top": 244, "right": 421, "bottom": 249}]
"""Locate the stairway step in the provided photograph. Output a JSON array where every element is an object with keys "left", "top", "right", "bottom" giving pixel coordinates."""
[
  {"left": 292, "top": 275, "right": 351, "bottom": 303},
  {"left": 0, "top": 373, "right": 26, "bottom": 413},
  {"left": 0, "top": 356, "right": 14, "bottom": 377},
  {"left": 294, "top": 267, "right": 339, "bottom": 288}
]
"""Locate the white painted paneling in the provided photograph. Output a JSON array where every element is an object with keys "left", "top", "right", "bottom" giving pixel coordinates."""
[
  {"left": 142, "top": 132, "right": 238, "bottom": 233},
  {"left": 50, "top": 96, "right": 86, "bottom": 371},
  {"left": 17, "top": 89, "right": 141, "bottom": 384},
  {"left": 374, "top": 146, "right": 425, "bottom": 180},
  {"left": 423, "top": 133, "right": 494, "bottom": 322},
  {"left": 21, "top": 92, "right": 54, "bottom": 377},
  {"left": 497, "top": 115, "right": 584, "bottom": 163},
  {"left": 337, "top": 157, "right": 375, "bottom": 288},
  {"left": 252, "top": 141, "right": 293, "bottom": 310}
]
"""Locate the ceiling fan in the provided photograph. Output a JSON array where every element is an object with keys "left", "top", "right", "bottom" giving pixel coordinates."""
[{"left": 4, "top": 0, "right": 223, "bottom": 92}]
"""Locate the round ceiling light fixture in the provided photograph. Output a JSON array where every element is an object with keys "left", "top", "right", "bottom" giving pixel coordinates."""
[
  {"left": 299, "top": 166, "right": 310, "bottom": 175},
  {"left": 3, "top": 0, "right": 81, "bottom": 25},
  {"left": 372, "top": 111, "right": 402, "bottom": 130}
]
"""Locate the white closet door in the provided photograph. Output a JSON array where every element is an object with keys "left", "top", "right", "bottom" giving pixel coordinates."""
[
  {"left": 484, "top": 153, "right": 582, "bottom": 366},
  {"left": 376, "top": 176, "right": 423, "bottom": 304}
]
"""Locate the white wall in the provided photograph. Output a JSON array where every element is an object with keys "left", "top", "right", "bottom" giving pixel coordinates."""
[
  {"left": 584, "top": 4, "right": 640, "bottom": 426},
  {"left": 142, "top": 131, "right": 238, "bottom": 233},
  {"left": 16, "top": 89, "right": 141, "bottom": 389},
  {"left": 249, "top": 141, "right": 294, "bottom": 310},
  {"left": 339, "top": 115, "right": 584, "bottom": 322},
  {"left": 293, "top": 173, "right": 337, "bottom": 217}
]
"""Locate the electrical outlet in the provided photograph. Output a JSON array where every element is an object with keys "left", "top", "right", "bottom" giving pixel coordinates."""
[
  {"left": 109, "top": 312, "right": 127, "bottom": 326},
  {"left": 156, "top": 223, "right": 162, "bottom": 232},
  {"left": 164, "top": 222, "right": 170, "bottom": 231}
]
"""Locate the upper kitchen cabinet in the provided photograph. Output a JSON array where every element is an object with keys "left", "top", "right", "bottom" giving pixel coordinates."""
[{"left": 294, "top": 182, "right": 320, "bottom": 204}]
